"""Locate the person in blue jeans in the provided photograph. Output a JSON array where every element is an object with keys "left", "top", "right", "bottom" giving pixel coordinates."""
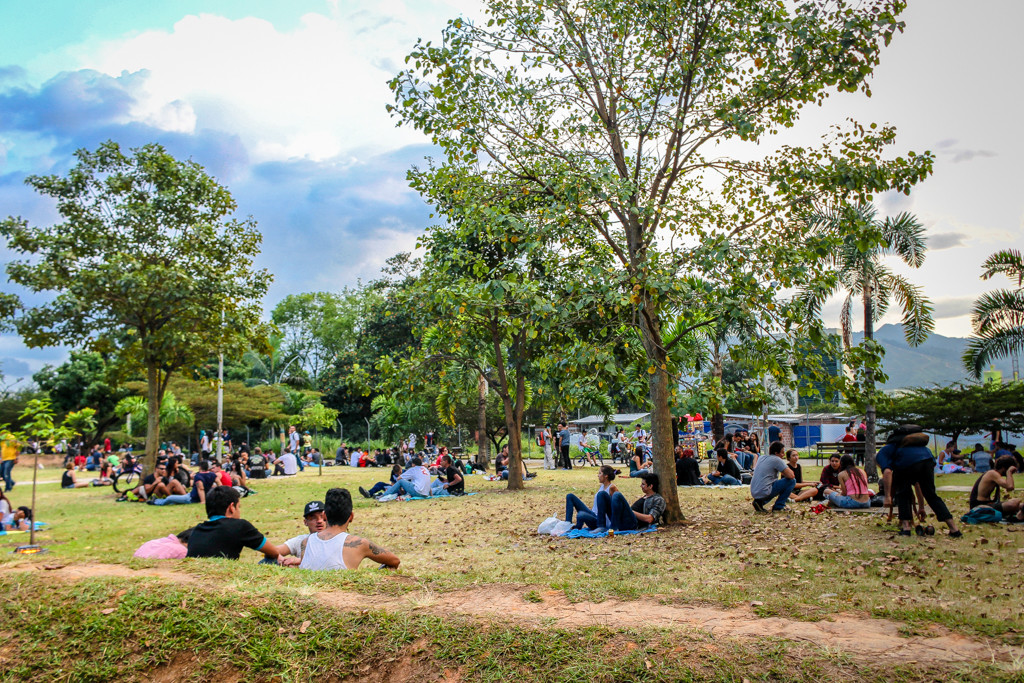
[
  {"left": 750, "top": 441, "right": 796, "bottom": 512},
  {"left": 593, "top": 472, "right": 666, "bottom": 531},
  {"left": 565, "top": 466, "right": 620, "bottom": 530},
  {"left": 154, "top": 459, "right": 218, "bottom": 506},
  {"left": 359, "top": 464, "right": 403, "bottom": 499},
  {"left": 704, "top": 449, "right": 742, "bottom": 485}
]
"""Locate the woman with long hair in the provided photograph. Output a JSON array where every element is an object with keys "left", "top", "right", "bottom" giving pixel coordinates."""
[
  {"left": 565, "top": 465, "right": 620, "bottom": 530},
  {"left": 824, "top": 454, "right": 871, "bottom": 509}
]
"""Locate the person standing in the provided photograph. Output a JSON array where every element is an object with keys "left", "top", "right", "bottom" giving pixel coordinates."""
[
  {"left": 768, "top": 421, "right": 782, "bottom": 445},
  {"left": 288, "top": 425, "right": 300, "bottom": 458},
  {"left": 877, "top": 424, "right": 962, "bottom": 537},
  {"left": 541, "top": 424, "right": 554, "bottom": 470},
  {"left": 0, "top": 431, "right": 18, "bottom": 492},
  {"left": 558, "top": 422, "right": 572, "bottom": 470}
]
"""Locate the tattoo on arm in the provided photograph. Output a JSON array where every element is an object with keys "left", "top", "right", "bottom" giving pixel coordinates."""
[
  {"left": 343, "top": 536, "right": 363, "bottom": 548},
  {"left": 368, "top": 541, "right": 385, "bottom": 556}
]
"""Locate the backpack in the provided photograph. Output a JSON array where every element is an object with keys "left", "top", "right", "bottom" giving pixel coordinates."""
[
  {"left": 961, "top": 507, "right": 1002, "bottom": 524},
  {"left": 538, "top": 432, "right": 546, "bottom": 446}
]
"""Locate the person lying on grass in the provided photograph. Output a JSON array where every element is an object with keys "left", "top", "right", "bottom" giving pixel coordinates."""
[
  {"left": 593, "top": 471, "right": 666, "bottom": 532},
  {"left": 133, "top": 527, "right": 193, "bottom": 559},
  {"left": 186, "top": 486, "right": 279, "bottom": 561},
  {"left": 823, "top": 455, "right": 872, "bottom": 509},
  {"left": 565, "top": 465, "right": 620, "bottom": 530},
  {"left": 271, "top": 500, "right": 327, "bottom": 563},
  {"left": 290, "top": 488, "right": 400, "bottom": 571},
  {"left": 1, "top": 505, "right": 31, "bottom": 531},
  {"left": 791, "top": 454, "right": 841, "bottom": 503},
  {"left": 701, "top": 449, "right": 741, "bottom": 486},
  {"left": 61, "top": 462, "right": 90, "bottom": 489},
  {"left": 969, "top": 455, "right": 1023, "bottom": 522}
]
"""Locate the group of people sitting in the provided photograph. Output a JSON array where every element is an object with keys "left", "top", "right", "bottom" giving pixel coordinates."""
[
  {"left": 564, "top": 465, "right": 666, "bottom": 532},
  {"left": 355, "top": 453, "right": 467, "bottom": 500},
  {"left": 134, "top": 485, "right": 400, "bottom": 571}
]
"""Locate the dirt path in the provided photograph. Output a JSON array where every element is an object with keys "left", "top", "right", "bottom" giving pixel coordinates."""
[{"left": 7, "top": 562, "right": 1014, "bottom": 665}]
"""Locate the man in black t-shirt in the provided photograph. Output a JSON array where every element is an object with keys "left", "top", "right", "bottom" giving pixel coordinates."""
[
  {"left": 186, "top": 486, "right": 279, "bottom": 561},
  {"left": 438, "top": 455, "right": 464, "bottom": 494},
  {"left": 247, "top": 448, "right": 268, "bottom": 479}
]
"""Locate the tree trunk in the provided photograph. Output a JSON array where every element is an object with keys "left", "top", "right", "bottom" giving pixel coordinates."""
[
  {"left": 502, "top": 372, "right": 527, "bottom": 491},
  {"left": 863, "top": 286, "right": 878, "bottom": 481},
  {"left": 712, "top": 349, "right": 725, "bottom": 444},
  {"left": 143, "top": 361, "right": 161, "bottom": 473},
  {"left": 637, "top": 314, "right": 684, "bottom": 523},
  {"left": 475, "top": 373, "right": 490, "bottom": 470}
]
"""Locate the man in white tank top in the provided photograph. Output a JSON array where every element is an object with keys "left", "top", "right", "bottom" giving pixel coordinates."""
[{"left": 297, "top": 488, "right": 401, "bottom": 571}]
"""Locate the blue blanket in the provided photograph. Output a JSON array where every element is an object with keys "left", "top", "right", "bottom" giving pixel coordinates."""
[
  {"left": 376, "top": 492, "right": 479, "bottom": 502},
  {"left": 0, "top": 521, "right": 47, "bottom": 536},
  {"left": 564, "top": 525, "right": 657, "bottom": 539}
]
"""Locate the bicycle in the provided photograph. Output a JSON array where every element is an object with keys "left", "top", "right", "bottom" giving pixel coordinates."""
[
  {"left": 112, "top": 465, "right": 143, "bottom": 494},
  {"left": 574, "top": 443, "right": 604, "bottom": 467}
]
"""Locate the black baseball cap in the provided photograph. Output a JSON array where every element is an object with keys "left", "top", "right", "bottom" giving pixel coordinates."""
[{"left": 303, "top": 501, "right": 324, "bottom": 517}]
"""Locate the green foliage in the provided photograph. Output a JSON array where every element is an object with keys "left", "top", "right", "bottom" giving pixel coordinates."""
[
  {"left": 963, "top": 249, "right": 1024, "bottom": 378},
  {"left": 389, "top": 0, "right": 932, "bottom": 514},
  {"left": 0, "top": 141, "right": 272, "bottom": 464},
  {"left": 32, "top": 351, "right": 131, "bottom": 444},
  {"left": 272, "top": 291, "right": 362, "bottom": 383},
  {"left": 115, "top": 392, "right": 195, "bottom": 432},
  {"left": 877, "top": 381, "right": 1024, "bottom": 444},
  {"left": 297, "top": 401, "right": 339, "bottom": 432}
]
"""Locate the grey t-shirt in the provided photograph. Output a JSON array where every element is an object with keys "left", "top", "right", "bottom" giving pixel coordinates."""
[
  {"left": 750, "top": 454, "right": 788, "bottom": 499},
  {"left": 558, "top": 429, "right": 570, "bottom": 448}
]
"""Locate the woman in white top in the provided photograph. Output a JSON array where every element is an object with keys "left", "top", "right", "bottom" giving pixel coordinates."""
[
  {"left": 296, "top": 488, "right": 400, "bottom": 571},
  {"left": 564, "top": 466, "right": 620, "bottom": 530}
]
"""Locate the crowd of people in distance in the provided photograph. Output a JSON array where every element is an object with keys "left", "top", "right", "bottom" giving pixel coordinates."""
[{"left": 134, "top": 485, "right": 400, "bottom": 571}]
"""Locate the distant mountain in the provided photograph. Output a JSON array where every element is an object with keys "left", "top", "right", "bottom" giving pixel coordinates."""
[{"left": 847, "top": 324, "right": 1019, "bottom": 390}]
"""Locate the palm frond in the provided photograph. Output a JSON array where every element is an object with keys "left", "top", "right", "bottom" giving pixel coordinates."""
[
  {"left": 881, "top": 212, "right": 928, "bottom": 268},
  {"left": 840, "top": 292, "right": 853, "bottom": 350},
  {"left": 963, "top": 327, "right": 1024, "bottom": 378},
  {"left": 888, "top": 273, "right": 934, "bottom": 346},
  {"left": 970, "top": 288, "right": 1024, "bottom": 335},
  {"left": 980, "top": 249, "right": 1024, "bottom": 287}
]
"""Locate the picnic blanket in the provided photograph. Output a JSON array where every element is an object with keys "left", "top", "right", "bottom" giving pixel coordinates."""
[
  {"left": 677, "top": 484, "right": 746, "bottom": 489},
  {"left": 375, "top": 492, "right": 479, "bottom": 502},
  {"left": 0, "top": 521, "right": 47, "bottom": 536},
  {"left": 564, "top": 525, "right": 657, "bottom": 539}
]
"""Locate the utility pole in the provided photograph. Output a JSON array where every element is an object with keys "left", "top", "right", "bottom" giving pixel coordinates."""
[{"left": 216, "top": 309, "right": 224, "bottom": 462}]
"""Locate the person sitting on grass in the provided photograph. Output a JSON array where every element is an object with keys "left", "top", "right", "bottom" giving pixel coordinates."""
[
  {"left": 293, "top": 488, "right": 401, "bottom": 571},
  {"left": 566, "top": 465, "right": 620, "bottom": 530},
  {"left": 629, "top": 445, "right": 653, "bottom": 478},
  {"left": 359, "top": 464, "right": 404, "bottom": 499},
  {"left": 593, "top": 471, "right": 665, "bottom": 532},
  {"left": 271, "top": 501, "right": 327, "bottom": 563},
  {"left": 91, "top": 459, "right": 114, "bottom": 487},
  {"left": 675, "top": 447, "right": 702, "bottom": 486},
  {"left": 431, "top": 455, "right": 465, "bottom": 495},
  {"left": 702, "top": 449, "right": 742, "bottom": 486},
  {"left": 1, "top": 505, "right": 31, "bottom": 531},
  {"left": 969, "top": 455, "right": 1023, "bottom": 522},
  {"left": 823, "top": 455, "right": 872, "bottom": 509},
  {"left": 791, "top": 454, "right": 841, "bottom": 503},
  {"left": 750, "top": 441, "right": 795, "bottom": 513},
  {"left": 153, "top": 459, "right": 217, "bottom": 506},
  {"left": 372, "top": 457, "right": 432, "bottom": 498},
  {"left": 186, "top": 486, "right": 279, "bottom": 561},
  {"left": 61, "top": 462, "right": 89, "bottom": 489},
  {"left": 133, "top": 527, "right": 193, "bottom": 559}
]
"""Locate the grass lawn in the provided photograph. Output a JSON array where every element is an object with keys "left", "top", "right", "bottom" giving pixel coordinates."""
[{"left": 1, "top": 460, "right": 1021, "bottom": 681}]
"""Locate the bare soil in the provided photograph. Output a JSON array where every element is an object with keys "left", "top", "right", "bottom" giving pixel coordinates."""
[{"left": 5, "top": 562, "right": 1014, "bottom": 666}]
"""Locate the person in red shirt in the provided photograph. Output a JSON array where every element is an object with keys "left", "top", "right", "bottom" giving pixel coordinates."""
[{"left": 841, "top": 427, "right": 857, "bottom": 443}]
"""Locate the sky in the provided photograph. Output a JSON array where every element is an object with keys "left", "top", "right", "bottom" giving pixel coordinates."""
[{"left": 0, "top": 0, "right": 1021, "bottom": 383}]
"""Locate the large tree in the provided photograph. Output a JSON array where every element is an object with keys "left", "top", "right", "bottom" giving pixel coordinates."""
[
  {"left": 389, "top": 0, "right": 932, "bottom": 521},
  {"left": 0, "top": 141, "right": 271, "bottom": 469},
  {"left": 963, "top": 249, "right": 1024, "bottom": 378}
]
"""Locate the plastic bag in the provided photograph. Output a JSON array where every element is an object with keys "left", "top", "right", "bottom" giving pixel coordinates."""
[
  {"left": 551, "top": 521, "right": 574, "bottom": 536},
  {"left": 537, "top": 516, "right": 560, "bottom": 535}
]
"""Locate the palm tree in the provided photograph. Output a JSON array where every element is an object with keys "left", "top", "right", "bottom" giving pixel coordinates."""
[
  {"left": 963, "top": 249, "right": 1024, "bottom": 377},
  {"left": 805, "top": 203, "right": 934, "bottom": 478},
  {"left": 116, "top": 392, "right": 195, "bottom": 432}
]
